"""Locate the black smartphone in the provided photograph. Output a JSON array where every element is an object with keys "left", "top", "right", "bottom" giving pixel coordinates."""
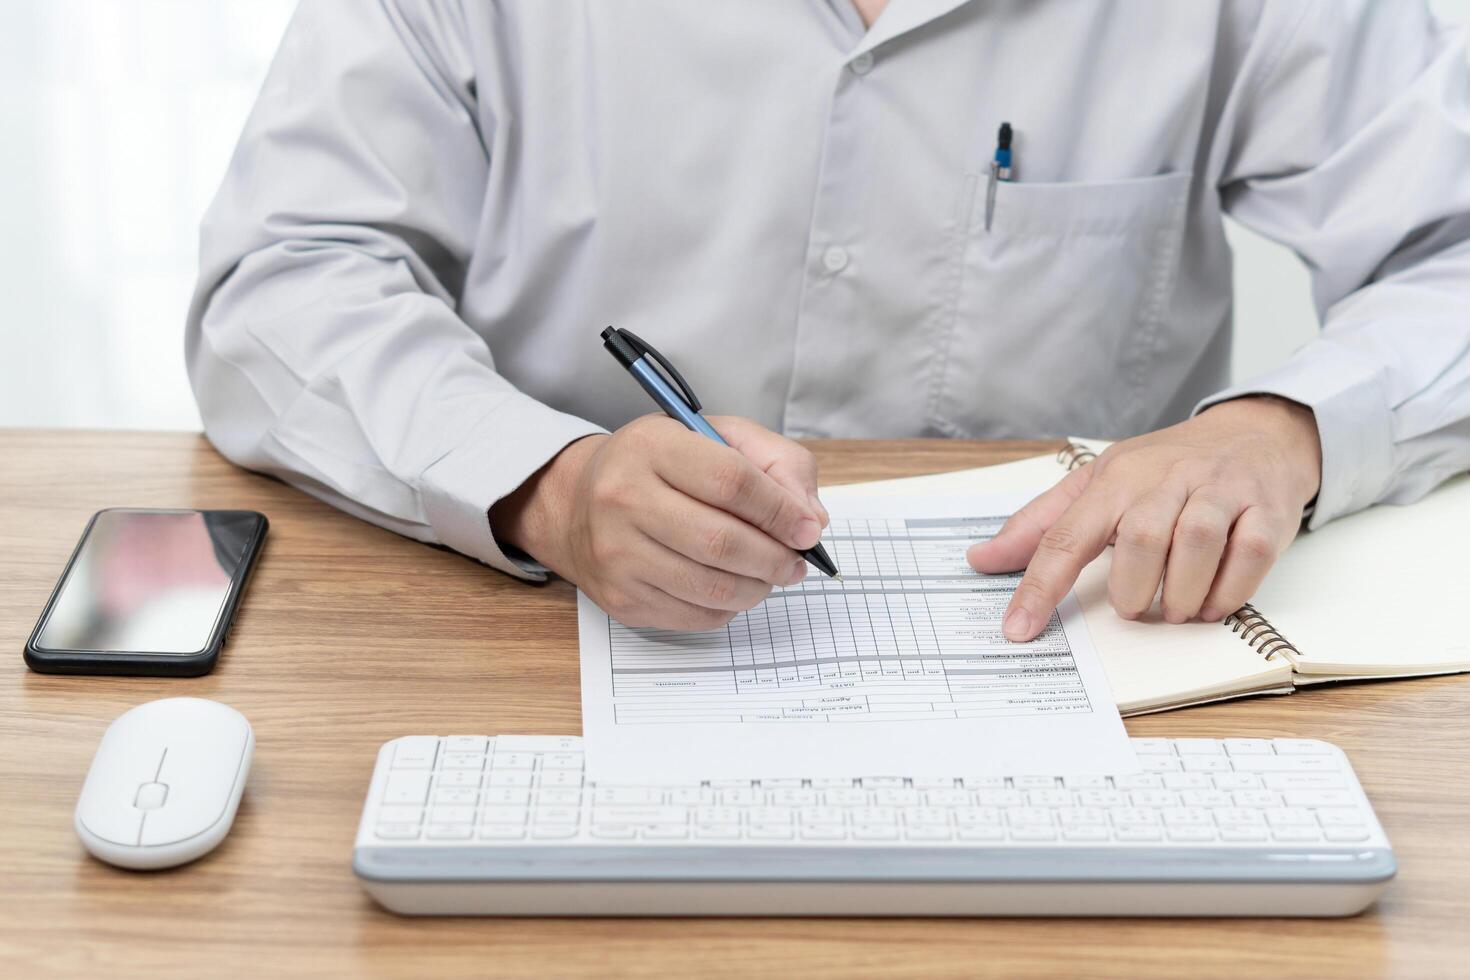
[{"left": 25, "top": 508, "right": 269, "bottom": 676}]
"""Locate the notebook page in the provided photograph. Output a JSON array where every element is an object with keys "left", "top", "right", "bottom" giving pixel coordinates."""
[
  {"left": 1253, "top": 472, "right": 1470, "bottom": 677},
  {"left": 821, "top": 445, "right": 1294, "bottom": 714}
]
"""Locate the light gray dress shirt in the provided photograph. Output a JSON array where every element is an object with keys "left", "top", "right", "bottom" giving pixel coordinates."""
[{"left": 187, "top": 0, "right": 1470, "bottom": 580}]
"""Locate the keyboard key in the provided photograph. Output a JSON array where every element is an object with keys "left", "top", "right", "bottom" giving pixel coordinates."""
[
  {"left": 1325, "top": 827, "right": 1371, "bottom": 843},
  {"left": 1129, "top": 790, "right": 1180, "bottom": 808},
  {"left": 376, "top": 822, "right": 421, "bottom": 840},
  {"left": 383, "top": 771, "right": 431, "bottom": 805},
  {"left": 1262, "top": 773, "right": 1347, "bottom": 791},
  {"left": 640, "top": 824, "right": 689, "bottom": 840},
  {"left": 428, "top": 806, "right": 476, "bottom": 825},
  {"left": 376, "top": 805, "right": 423, "bottom": 824},
  {"left": 434, "top": 788, "right": 478, "bottom": 806},
  {"left": 1282, "top": 790, "right": 1357, "bottom": 808},
  {"left": 1113, "top": 774, "right": 1163, "bottom": 790},
  {"left": 1027, "top": 789, "right": 1073, "bottom": 807},
  {"left": 1211, "top": 773, "right": 1262, "bottom": 791},
  {"left": 1013, "top": 776, "right": 1057, "bottom": 789},
  {"left": 595, "top": 788, "right": 663, "bottom": 805},
  {"left": 957, "top": 826, "right": 1006, "bottom": 841},
  {"left": 748, "top": 824, "right": 794, "bottom": 840},
  {"left": 591, "top": 824, "right": 636, "bottom": 840},
  {"left": 1174, "top": 739, "right": 1225, "bottom": 755},
  {"left": 771, "top": 789, "right": 819, "bottom": 806},
  {"left": 537, "top": 789, "right": 582, "bottom": 806},
  {"left": 760, "top": 779, "right": 805, "bottom": 789},
  {"left": 1233, "top": 790, "right": 1283, "bottom": 808},
  {"left": 441, "top": 752, "right": 487, "bottom": 771},
  {"left": 1273, "top": 739, "right": 1333, "bottom": 755},
  {"left": 1130, "top": 738, "right": 1174, "bottom": 754},
  {"left": 1057, "top": 807, "right": 1107, "bottom": 826},
  {"left": 810, "top": 778, "right": 853, "bottom": 789},
  {"left": 926, "top": 789, "right": 973, "bottom": 807},
  {"left": 538, "top": 771, "right": 583, "bottom": 788},
  {"left": 1180, "top": 790, "right": 1232, "bottom": 808},
  {"left": 1062, "top": 826, "right": 1111, "bottom": 842},
  {"left": 542, "top": 752, "right": 584, "bottom": 770},
  {"left": 1161, "top": 807, "right": 1212, "bottom": 826},
  {"left": 748, "top": 807, "right": 794, "bottom": 824},
  {"left": 953, "top": 807, "right": 1003, "bottom": 826},
  {"left": 720, "top": 788, "right": 763, "bottom": 806},
  {"left": 1077, "top": 790, "right": 1127, "bottom": 807},
  {"left": 823, "top": 789, "right": 869, "bottom": 807},
  {"left": 1108, "top": 807, "right": 1159, "bottom": 825},
  {"left": 391, "top": 737, "right": 439, "bottom": 770},
  {"left": 1062, "top": 775, "right": 1109, "bottom": 789},
  {"left": 1181, "top": 757, "right": 1231, "bottom": 772},
  {"left": 874, "top": 789, "right": 922, "bottom": 806},
  {"left": 445, "top": 736, "right": 488, "bottom": 755},
  {"left": 1317, "top": 809, "right": 1370, "bottom": 827},
  {"left": 668, "top": 788, "right": 714, "bottom": 806},
  {"left": 1140, "top": 756, "right": 1183, "bottom": 772},
  {"left": 1005, "top": 807, "right": 1054, "bottom": 826},
  {"left": 531, "top": 824, "right": 578, "bottom": 839},
  {"left": 436, "top": 770, "right": 480, "bottom": 789},
  {"left": 1223, "top": 738, "right": 1273, "bottom": 756},
  {"left": 1211, "top": 807, "right": 1265, "bottom": 826},
  {"left": 852, "top": 824, "right": 899, "bottom": 840},
  {"left": 494, "top": 735, "right": 580, "bottom": 753},
  {"left": 1219, "top": 827, "right": 1269, "bottom": 842},
  {"left": 533, "top": 807, "right": 579, "bottom": 825},
  {"left": 482, "top": 788, "right": 531, "bottom": 806},
  {"left": 1271, "top": 827, "right": 1322, "bottom": 842},
  {"left": 1264, "top": 808, "right": 1316, "bottom": 826},
  {"left": 901, "top": 807, "right": 950, "bottom": 826},
  {"left": 961, "top": 777, "right": 1007, "bottom": 789},
  {"left": 487, "top": 771, "right": 534, "bottom": 788},
  {"left": 478, "top": 824, "right": 525, "bottom": 840},
  {"left": 852, "top": 807, "right": 896, "bottom": 824},
  {"left": 976, "top": 790, "right": 1025, "bottom": 807},
  {"left": 860, "top": 778, "right": 907, "bottom": 788},
  {"left": 1231, "top": 755, "right": 1338, "bottom": 773},
  {"left": 426, "top": 823, "right": 474, "bottom": 840},
  {"left": 798, "top": 807, "right": 846, "bottom": 825},
  {"left": 480, "top": 806, "right": 528, "bottom": 825}
]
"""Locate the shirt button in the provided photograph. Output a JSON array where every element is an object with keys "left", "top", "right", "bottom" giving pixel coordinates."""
[
  {"left": 850, "top": 52, "right": 874, "bottom": 75},
  {"left": 822, "top": 246, "right": 849, "bottom": 273}
]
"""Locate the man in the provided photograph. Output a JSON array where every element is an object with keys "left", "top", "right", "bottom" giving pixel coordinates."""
[{"left": 187, "top": 1, "right": 1470, "bottom": 640}]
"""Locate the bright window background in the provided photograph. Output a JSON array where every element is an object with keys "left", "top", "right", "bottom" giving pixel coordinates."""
[{"left": 1, "top": 0, "right": 1467, "bottom": 430}]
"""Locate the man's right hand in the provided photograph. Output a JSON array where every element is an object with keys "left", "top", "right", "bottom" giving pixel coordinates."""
[{"left": 491, "top": 415, "right": 827, "bottom": 631}]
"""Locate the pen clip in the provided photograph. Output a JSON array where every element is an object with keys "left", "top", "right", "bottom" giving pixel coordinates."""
[{"left": 612, "top": 328, "right": 703, "bottom": 412}]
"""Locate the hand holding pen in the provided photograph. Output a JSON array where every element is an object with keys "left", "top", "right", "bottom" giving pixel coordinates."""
[{"left": 488, "top": 330, "right": 835, "bottom": 632}]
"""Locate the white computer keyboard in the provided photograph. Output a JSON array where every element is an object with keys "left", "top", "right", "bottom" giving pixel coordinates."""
[{"left": 352, "top": 735, "right": 1395, "bottom": 917}]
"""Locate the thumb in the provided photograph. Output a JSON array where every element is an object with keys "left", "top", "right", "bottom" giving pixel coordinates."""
[
  {"left": 967, "top": 464, "right": 1093, "bottom": 573},
  {"left": 709, "top": 416, "right": 826, "bottom": 526}
]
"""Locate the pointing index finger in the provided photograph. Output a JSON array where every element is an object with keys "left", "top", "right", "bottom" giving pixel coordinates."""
[{"left": 1002, "top": 492, "right": 1119, "bottom": 642}]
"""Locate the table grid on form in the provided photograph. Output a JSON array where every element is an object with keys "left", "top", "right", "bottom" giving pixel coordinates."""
[{"left": 607, "top": 516, "right": 1093, "bottom": 725}]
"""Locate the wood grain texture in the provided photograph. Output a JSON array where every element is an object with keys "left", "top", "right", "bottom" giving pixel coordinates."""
[{"left": 1, "top": 429, "right": 1465, "bottom": 978}]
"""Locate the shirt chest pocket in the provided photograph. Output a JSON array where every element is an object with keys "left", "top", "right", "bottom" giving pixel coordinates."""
[{"left": 928, "top": 171, "right": 1193, "bottom": 439}]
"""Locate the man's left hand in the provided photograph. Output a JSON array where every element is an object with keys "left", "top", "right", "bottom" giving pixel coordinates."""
[{"left": 966, "top": 396, "right": 1322, "bottom": 641}]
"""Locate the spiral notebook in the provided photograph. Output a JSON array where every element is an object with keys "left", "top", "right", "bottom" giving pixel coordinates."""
[{"left": 821, "top": 440, "right": 1470, "bottom": 716}]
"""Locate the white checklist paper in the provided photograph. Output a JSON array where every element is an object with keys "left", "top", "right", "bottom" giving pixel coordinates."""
[{"left": 577, "top": 494, "right": 1138, "bottom": 782}]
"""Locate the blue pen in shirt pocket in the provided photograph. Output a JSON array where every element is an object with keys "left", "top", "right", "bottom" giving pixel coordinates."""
[{"left": 984, "top": 121, "right": 1014, "bottom": 232}]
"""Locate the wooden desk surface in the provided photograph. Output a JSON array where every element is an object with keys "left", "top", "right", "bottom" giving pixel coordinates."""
[{"left": 2, "top": 429, "right": 1466, "bottom": 978}]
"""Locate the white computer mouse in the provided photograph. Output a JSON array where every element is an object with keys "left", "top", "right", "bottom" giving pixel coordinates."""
[{"left": 75, "top": 697, "right": 253, "bottom": 870}]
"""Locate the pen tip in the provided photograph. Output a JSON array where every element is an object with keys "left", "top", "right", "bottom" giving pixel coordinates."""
[{"left": 832, "top": 573, "right": 843, "bottom": 581}]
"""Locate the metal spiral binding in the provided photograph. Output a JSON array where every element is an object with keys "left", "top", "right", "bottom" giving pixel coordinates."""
[
  {"left": 1057, "top": 441, "right": 1098, "bottom": 471},
  {"left": 1223, "top": 603, "right": 1300, "bottom": 661}
]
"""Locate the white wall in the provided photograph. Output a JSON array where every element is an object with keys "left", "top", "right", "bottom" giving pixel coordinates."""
[{"left": 1, "top": 1, "right": 1467, "bottom": 430}]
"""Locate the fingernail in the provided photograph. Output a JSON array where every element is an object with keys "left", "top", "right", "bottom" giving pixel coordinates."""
[
  {"left": 1003, "top": 608, "right": 1033, "bottom": 641},
  {"left": 808, "top": 493, "right": 830, "bottom": 527},
  {"left": 786, "top": 560, "right": 807, "bottom": 586},
  {"left": 794, "top": 518, "right": 821, "bottom": 548}
]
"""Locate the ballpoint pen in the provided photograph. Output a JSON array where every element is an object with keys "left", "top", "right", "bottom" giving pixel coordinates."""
[
  {"left": 600, "top": 326, "right": 842, "bottom": 580},
  {"left": 984, "top": 120, "right": 1013, "bottom": 233}
]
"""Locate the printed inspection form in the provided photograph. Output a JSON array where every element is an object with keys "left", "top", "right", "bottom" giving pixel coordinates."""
[{"left": 578, "top": 494, "right": 1138, "bottom": 782}]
